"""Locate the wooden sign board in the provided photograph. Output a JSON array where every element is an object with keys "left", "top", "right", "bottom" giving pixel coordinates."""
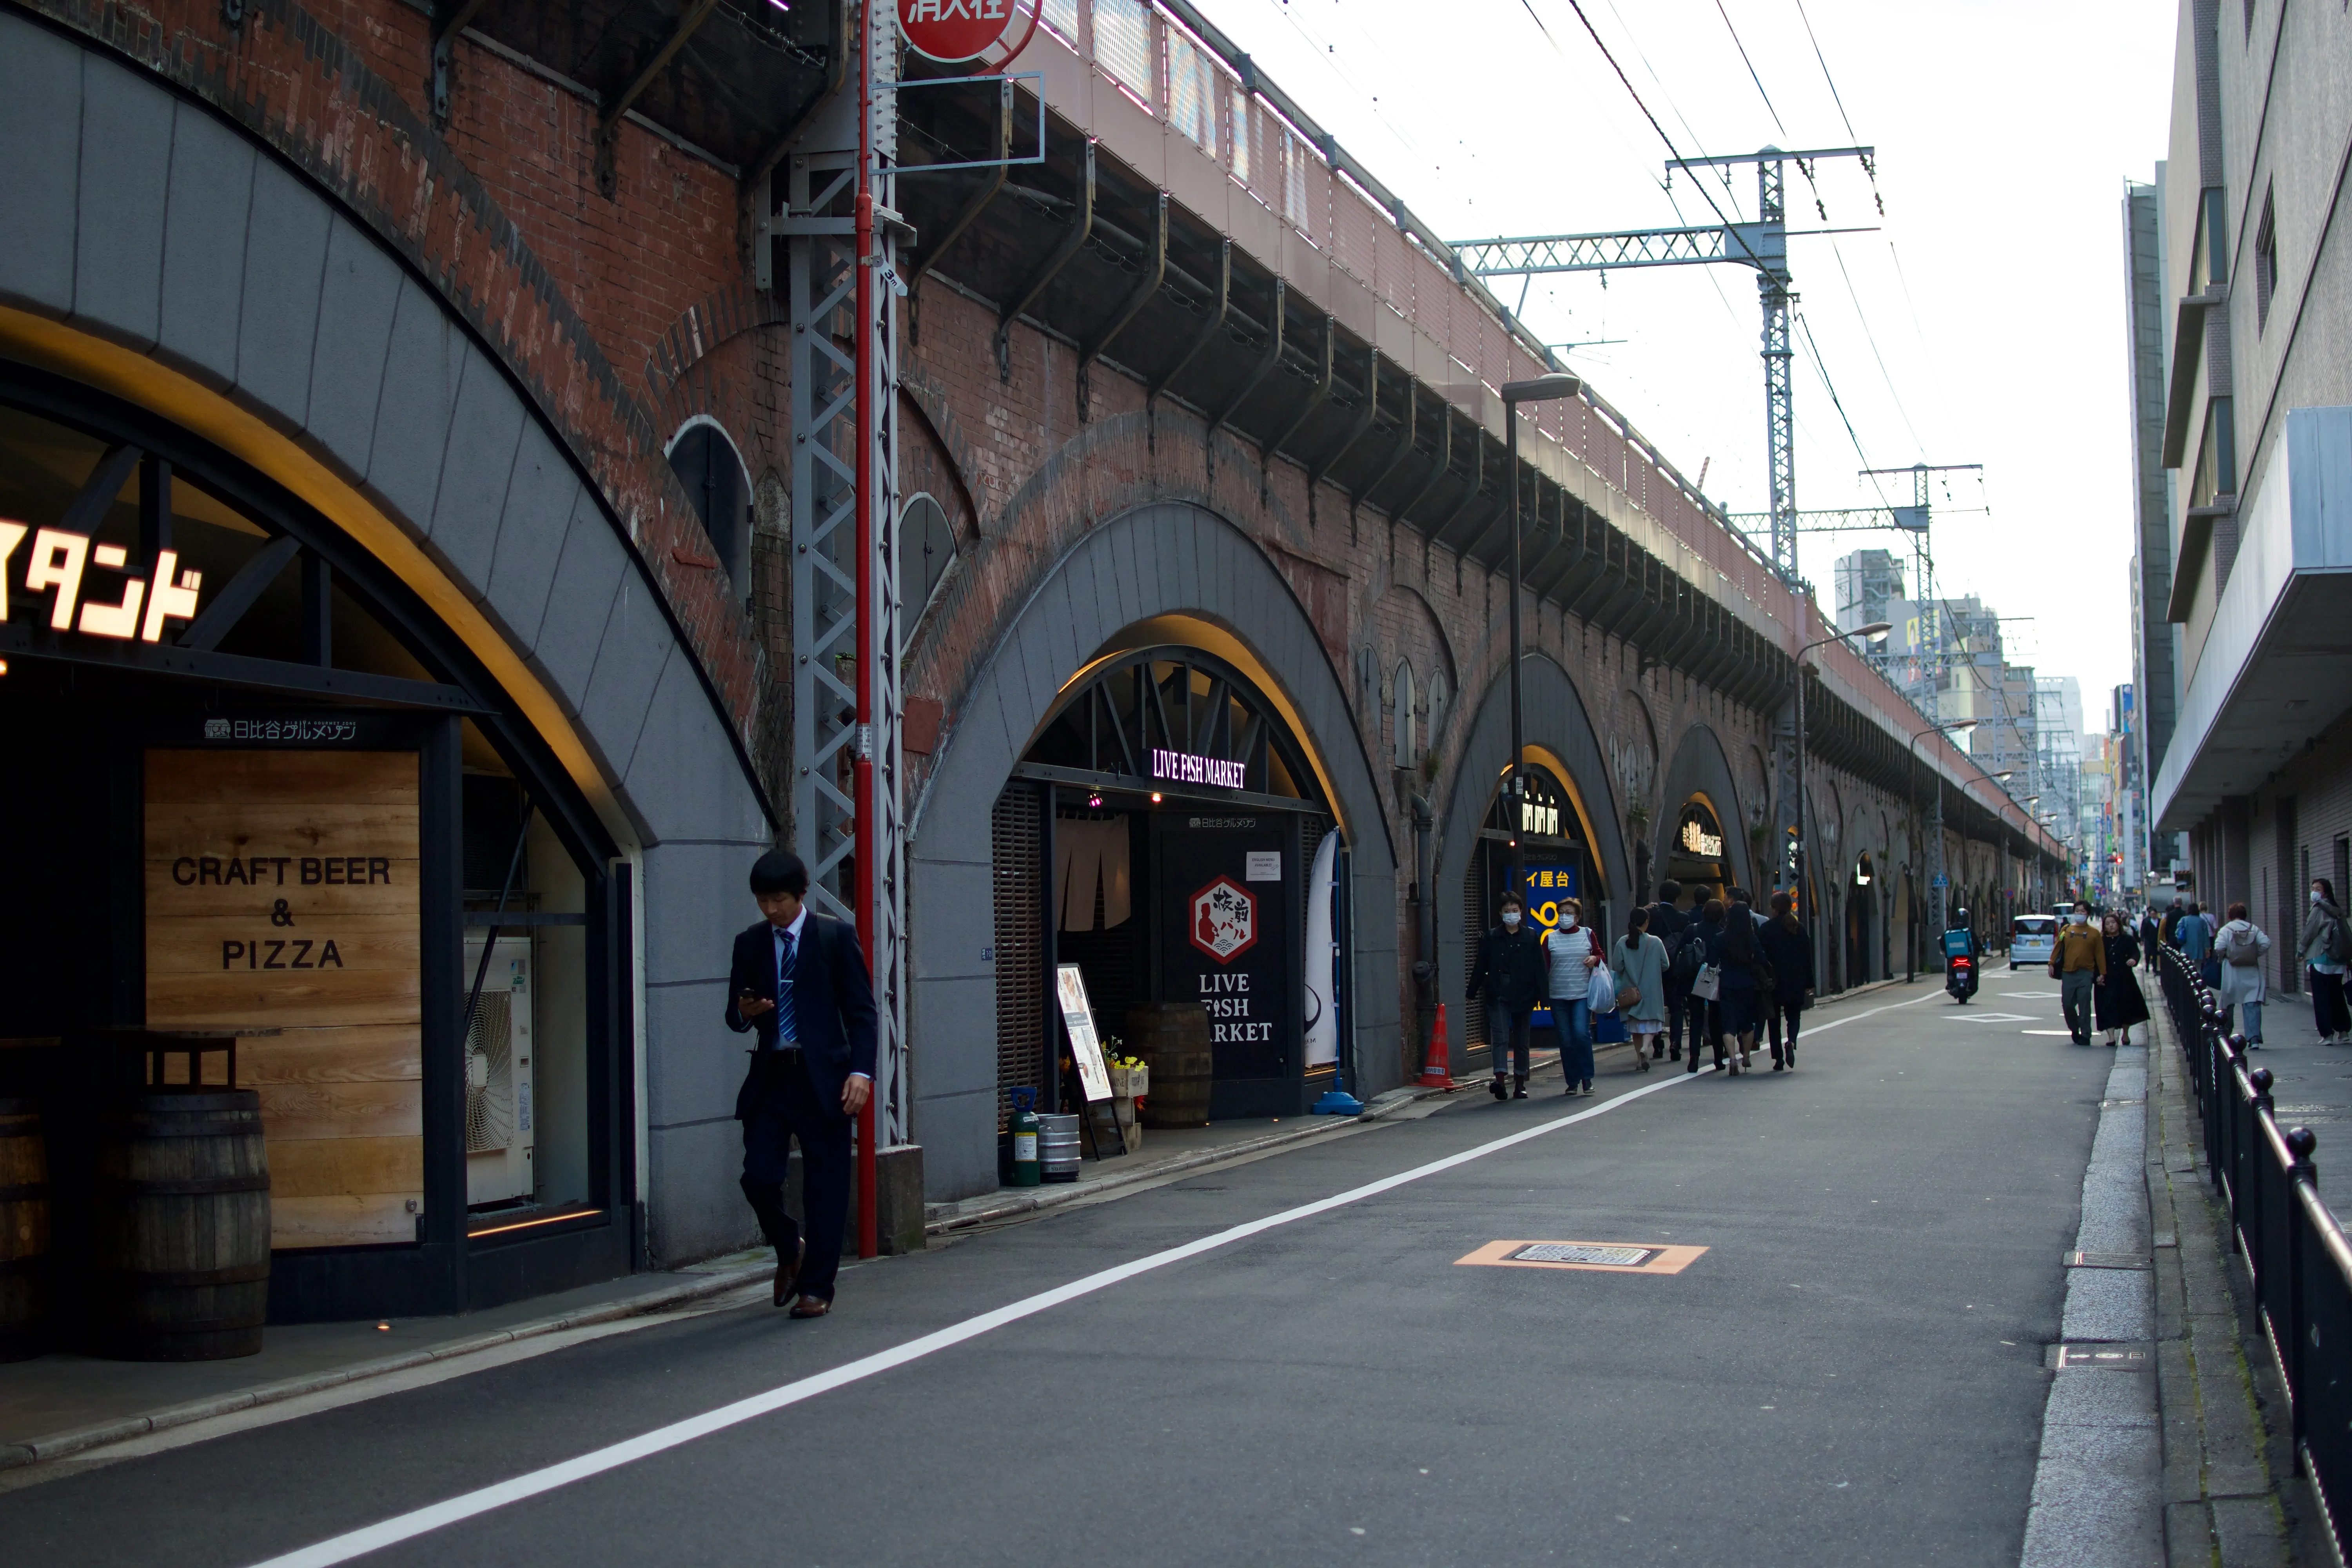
[
  {"left": 145, "top": 750, "right": 423, "bottom": 1249},
  {"left": 1054, "top": 963, "right": 1112, "bottom": 1103}
]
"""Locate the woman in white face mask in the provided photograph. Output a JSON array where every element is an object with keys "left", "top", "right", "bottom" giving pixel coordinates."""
[
  {"left": 1467, "top": 894, "right": 1546, "bottom": 1098},
  {"left": 1543, "top": 898, "right": 1601, "bottom": 1096}
]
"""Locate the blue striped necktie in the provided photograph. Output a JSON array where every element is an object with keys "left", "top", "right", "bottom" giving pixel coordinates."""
[{"left": 776, "top": 928, "right": 798, "bottom": 1046}]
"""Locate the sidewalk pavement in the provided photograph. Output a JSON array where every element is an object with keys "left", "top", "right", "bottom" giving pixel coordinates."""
[
  {"left": 2021, "top": 974, "right": 2307, "bottom": 1566},
  {"left": 2218, "top": 975, "right": 2352, "bottom": 1217}
]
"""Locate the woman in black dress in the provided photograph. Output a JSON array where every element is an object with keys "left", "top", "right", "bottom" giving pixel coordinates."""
[{"left": 2094, "top": 911, "right": 2151, "bottom": 1047}]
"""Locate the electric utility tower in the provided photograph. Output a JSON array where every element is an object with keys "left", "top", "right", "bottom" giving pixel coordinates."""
[{"left": 1452, "top": 145, "right": 1875, "bottom": 579}]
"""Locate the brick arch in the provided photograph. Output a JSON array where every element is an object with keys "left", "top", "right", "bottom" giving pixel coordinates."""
[
  {"left": 905, "top": 500, "right": 1400, "bottom": 1201},
  {"left": 0, "top": 14, "right": 775, "bottom": 1263},
  {"left": 1655, "top": 723, "right": 1756, "bottom": 893},
  {"left": 1434, "top": 653, "right": 1630, "bottom": 1062}
]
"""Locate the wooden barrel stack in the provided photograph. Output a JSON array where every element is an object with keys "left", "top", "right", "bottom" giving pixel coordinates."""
[
  {"left": 1125, "top": 1002, "right": 1213, "bottom": 1127},
  {"left": 91, "top": 1092, "right": 270, "bottom": 1361},
  {"left": 0, "top": 1098, "right": 49, "bottom": 1363}
]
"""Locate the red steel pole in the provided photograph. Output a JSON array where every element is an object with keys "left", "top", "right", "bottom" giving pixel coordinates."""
[{"left": 853, "top": 0, "right": 879, "bottom": 1260}]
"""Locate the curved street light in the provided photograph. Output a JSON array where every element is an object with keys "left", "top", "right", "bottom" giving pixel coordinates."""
[
  {"left": 1905, "top": 716, "right": 1976, "bottom": 976},
  {"left": 1789, "top": 620, "right": 1891, "bottom": 937}
]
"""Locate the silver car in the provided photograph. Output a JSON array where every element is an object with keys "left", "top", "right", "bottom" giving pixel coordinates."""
[{"left": 2009, "top": 914, "right": 2059, "bottom": 969}]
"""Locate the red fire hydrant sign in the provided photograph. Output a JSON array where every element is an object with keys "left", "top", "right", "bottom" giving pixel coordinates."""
[{"left": 899, "top": 0, "right": 1016, "bottom": 61}]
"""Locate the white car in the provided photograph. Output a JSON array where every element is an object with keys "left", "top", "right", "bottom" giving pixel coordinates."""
[{"left": 2009, "top": 915, "right": 2058, "bottom": 969}]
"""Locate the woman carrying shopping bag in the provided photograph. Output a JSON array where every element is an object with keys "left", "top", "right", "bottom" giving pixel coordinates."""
[
  {"left": 1542, "top": 897, "right": 1602, "bottom": 1096},
  {"left": 1613, "top": 906, "right": 1670, "bottom": 1073},
  {"left": 2094, "top": 911, "right": 2151, "bottom": 1047}
]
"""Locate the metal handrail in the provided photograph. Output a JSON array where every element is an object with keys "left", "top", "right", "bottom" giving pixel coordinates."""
[{"left": 2152, "top": 942, "right": 2352, "bottom": 1556}]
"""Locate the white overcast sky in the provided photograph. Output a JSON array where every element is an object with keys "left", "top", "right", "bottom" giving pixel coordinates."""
[{"left": 1197, "top": 0, "right": 2174, "bottom": 727}]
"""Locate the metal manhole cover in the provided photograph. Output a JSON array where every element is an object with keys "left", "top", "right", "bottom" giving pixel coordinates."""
[
  {"left": 1511, "top": 1242, "right": 1655, "bottom": 1267},
  {"left": 1456, "top": 1240, "right": 1708, "bottom": 1274}
]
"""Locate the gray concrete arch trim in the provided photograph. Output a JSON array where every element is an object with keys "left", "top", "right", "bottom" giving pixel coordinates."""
[
  {"left": 907, "top": 500, "right": 1401, "bottom": 1201},
  {"left": 1436, "top": 653, "right": 1629, "bottom": 1060},
  {"left": 1654, "top": 723, "right": 1755, "bottom": 894},
  {"left": 0, "top": 15, "right": 771, "bottom": 1266}
]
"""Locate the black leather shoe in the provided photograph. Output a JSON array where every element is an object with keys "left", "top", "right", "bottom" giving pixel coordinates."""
[
  {"left": 1512, "top": 1076, "right": 1529, "bottom": 1100},
  {"left": 774, "top": 1239, "right": 805, "bottom": 1308},
  {"left": 1490, "top": 1074, "right": 1508, "bottom": 1101}
]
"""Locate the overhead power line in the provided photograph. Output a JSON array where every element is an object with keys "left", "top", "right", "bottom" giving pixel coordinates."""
[{"left": 1712, "top": 0, "right": 1788, "bottom": 138}]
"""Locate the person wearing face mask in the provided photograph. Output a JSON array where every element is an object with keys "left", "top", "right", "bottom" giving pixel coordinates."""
[
  {"left": 2049, "top": 900, "right": 2107, "bottom": 1046},
  {"left": 1541, "top": 897, "right": 1602, "bottom": 1096},
  {"left": 1468, "top": 892, "right": 1546, "bottom": 1100},
  {"left": 2301, "top": 879, "right": 2352, "bottom": 1044}
]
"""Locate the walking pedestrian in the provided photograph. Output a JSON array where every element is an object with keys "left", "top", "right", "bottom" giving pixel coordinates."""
[
  {"left": 2213, "top": 902, "right": 2272, "bottom": 1047},
  {"left": 2301, "top": 878, "right": 2352, "bottom": 1044},
  {"left": 2049, "top": 900, "right": 2106, "bottom": 1047},
  {"left": 1758, "top": 891, "right": 1815, "bottom": 1071},
  {"left": 2160, "top": 896, "right": 2186, "bottom": 949},
  {"left": 1717, "top": 890, "right": 1764, "bottom": 1074},
  {"left": 726, "top": 849, "right": 878, "bottom": 1316},
  {"left": 1688, "top": 898, "right": 1729, "bottom": 1074},
  {"left": 1647, "top": 880, "right": 1693, "bottom": 1062},
  {"left": 1468, "top": 892, "right": 1546, "bottom": 1100},
  {"left": 2177, "top": 902, "right": 2218, "bottom": 988},
  {"left": 1542, "top": 897, "right": 1601, "bottom": 1096},
  {"left": 2138, "top": 905, "right": 2162, "bottom": 956},
  {"left": 1615, "top": 906, "right": 1670, "bottom": 1073},
  {"left": 2093, "top": 911, "right": 2151, "bottom": 1047}
]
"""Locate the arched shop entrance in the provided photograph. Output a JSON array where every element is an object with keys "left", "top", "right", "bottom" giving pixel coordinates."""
[
  {"left": 1846, "top": 852, "right": 1880, "bottom": 989},
  {"left": 1667, "top": 797, "right": 1732, "bottom": 899},
  {"left": 1459, "top": 755, "right": 1606, "bottom": 1057},
  {"left": 0, "top": 370, "right": 638, "bottom": 1323},
  {"left": 991, "top": 646, "right": 1342, "bottom": 1130}
]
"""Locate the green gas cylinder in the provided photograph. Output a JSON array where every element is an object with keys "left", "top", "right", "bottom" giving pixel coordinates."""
[{"left": 1007, "top": 1086, "right": 1042, "bottom": 1187}]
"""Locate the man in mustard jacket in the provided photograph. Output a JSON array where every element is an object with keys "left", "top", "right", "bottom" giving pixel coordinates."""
[{"left": 2049, "top": 900, "right": 2107, "bottom": 1047}]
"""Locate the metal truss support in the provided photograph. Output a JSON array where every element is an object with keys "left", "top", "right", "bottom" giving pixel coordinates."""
[
  {"left": 1757, "top": 156, "right": 1797, "bottom": 580},
  {"left": 786, "top": 0, "right": 907, "bottom": 1174}
]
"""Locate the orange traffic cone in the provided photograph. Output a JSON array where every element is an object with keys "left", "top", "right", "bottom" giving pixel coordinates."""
[{"left": 1417, "top": 1005, "right": 1457, "bottom": 1088}]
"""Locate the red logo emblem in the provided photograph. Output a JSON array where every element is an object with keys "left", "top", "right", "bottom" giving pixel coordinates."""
[
  {"left": 898, "top": 0, "right": 1016, "bottom": 62},
  {"left": 1189, "top": 877, "right": 1258, "bottom": 964}
]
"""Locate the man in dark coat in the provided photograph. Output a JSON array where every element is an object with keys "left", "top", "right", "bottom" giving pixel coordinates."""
[
  {"left": 1467, "top": 891, "right": 1546, "bottom": 1100},
  {"left": 726, "top": 848, "right": 877, "bottom": 1315},
  {"left": 1646, "top": 880, "right": 1693, "bottom": 1062}
]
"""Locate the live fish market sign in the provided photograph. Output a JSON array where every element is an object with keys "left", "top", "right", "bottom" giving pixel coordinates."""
[
  {"left": 0, "top": 522, "right": 203, "bottom": 642},
  {"left": 1151, "top": 747, "right": 1246, "bottom": 790}
]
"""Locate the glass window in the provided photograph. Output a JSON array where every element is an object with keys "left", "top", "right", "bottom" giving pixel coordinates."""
[
  {"left": 1094, "top": 0, "right": 1152, "bottom": 101},
  {"left": 900, "top": 494, "right": 956, "bottom": 628},
  {"left": 1168, "top": 29, "right": 1214, "bottom": 154},
  {"left": 665, "top": 422, "right": 750, "bottom": 587}
]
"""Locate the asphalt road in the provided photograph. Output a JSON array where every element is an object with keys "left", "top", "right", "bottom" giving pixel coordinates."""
[{"left": 3, "top": 975, "right": 2113, "bottom": 1568}]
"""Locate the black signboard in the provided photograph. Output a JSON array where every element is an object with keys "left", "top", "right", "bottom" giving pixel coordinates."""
[{"left": 1155, "top": 818, "right": 1295, "bottom": 1117}]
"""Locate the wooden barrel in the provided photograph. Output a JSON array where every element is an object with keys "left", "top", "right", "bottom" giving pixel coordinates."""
[
  {"left": 1126, "top": 1003, "right": 1214, "bottom": 1127},
  {"left": 0, "top": 1098, "right": 49, "bottom": 1363},
  {"left": 91, "top": 1092, "right": 269, "bottom": 1361}
]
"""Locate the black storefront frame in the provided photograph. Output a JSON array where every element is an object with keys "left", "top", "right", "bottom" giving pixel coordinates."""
[
  {"left": 0, "top": 361, "right": 639, "bottom": 1322},
  {"left": 1013, "top": 646, "right": 1339, "bottom": 1123}
]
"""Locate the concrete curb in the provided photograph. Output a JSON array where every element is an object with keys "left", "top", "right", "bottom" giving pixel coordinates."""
[
  {"left": 0, "top": 1262, "right": 774, "bottom": 1474},
  {"left": 924, "top": 1081, "right": 1456, "bottom": 1236}
]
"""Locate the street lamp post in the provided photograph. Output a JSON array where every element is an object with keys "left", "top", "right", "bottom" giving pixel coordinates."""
[
  {"left": 1499, "top": 374, "right": 1581, "bottom": 901},
  {"left": 1907, "top": 717, "right": 1977, "bottom": 976}
]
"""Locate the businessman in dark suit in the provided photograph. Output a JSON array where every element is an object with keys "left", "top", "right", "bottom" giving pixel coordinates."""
[{"left": 725, "top": 849, "right": 877, "bottom": 1316}]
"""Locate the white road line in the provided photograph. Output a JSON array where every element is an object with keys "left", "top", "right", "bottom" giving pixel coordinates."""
[{"left": 251, "top": 984, "right": 1939, "bottom": 1568}]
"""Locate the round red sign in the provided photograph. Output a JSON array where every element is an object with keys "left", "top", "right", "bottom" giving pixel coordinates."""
[{"left": 899, "top": 0, "right": 1017, "bottom": 62}]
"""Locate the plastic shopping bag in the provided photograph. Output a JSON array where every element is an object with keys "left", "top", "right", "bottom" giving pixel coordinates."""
[{"left": 1587, "top": 961, "right": 1618, "bottom": 1013}]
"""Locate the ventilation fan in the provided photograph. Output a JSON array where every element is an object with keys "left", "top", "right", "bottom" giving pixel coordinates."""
[{"left": 465, "top": 991, "right": 515, "bottom": 1154}]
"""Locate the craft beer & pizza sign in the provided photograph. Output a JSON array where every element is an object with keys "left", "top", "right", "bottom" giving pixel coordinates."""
[{"left": 145, "top": 750, "right": 424, "bottom": 1249}]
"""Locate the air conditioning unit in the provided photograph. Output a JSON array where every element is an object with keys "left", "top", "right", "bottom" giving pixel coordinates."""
[{"left": 463, "top": 934, "right": 535, "bottom": 1207}]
